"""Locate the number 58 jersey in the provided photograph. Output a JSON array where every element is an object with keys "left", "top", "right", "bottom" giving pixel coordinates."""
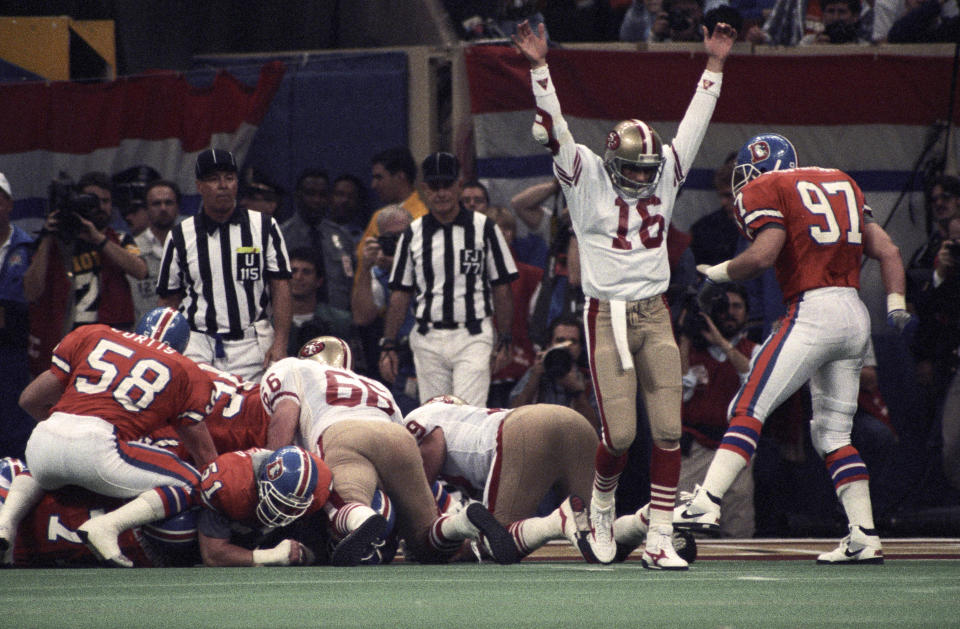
[
  {"left": 50, "top": 324, "right": 215, "bottom": 442},
  {"left": 260, "top": 357, "right": 402, "bottom": 450},
  {"left": 736, "top": 167, "right": 868, "bottom": 301}
]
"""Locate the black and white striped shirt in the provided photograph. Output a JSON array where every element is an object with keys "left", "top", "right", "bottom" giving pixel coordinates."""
[
  {"left": 388, "top": 209, "right": 517, "bottom": 326},
  {"left": 156, "top": 208, "right": 291, "bottom": 337}
]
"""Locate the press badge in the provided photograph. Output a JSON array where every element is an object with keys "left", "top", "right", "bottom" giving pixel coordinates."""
[{"left": 236, "top": 246, "right": 262, "bottom": 281}]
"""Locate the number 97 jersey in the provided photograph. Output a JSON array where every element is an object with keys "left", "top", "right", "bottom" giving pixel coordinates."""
[
  {"left": 736, "top": 167, "right": 868, "bottom": 302},
  {"left": 259, "top": 357, "right": 402, "bottom": 451}
]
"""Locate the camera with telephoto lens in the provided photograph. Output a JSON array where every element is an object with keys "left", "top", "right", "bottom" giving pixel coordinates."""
[
  {"left": 824, "top": 20, "right": 859, "bottom": 43},
  {"left": 680, "top": 281, "right": 731, "bottom": 349},
  {"left": 377, "top": 233, "right": 400, "bottom": 257},
  {"left": 47, "top": 172, "right": 100, "bottom": 239},
  {"left": 543, "top": 342, "right": 574, "bottom": 381}
]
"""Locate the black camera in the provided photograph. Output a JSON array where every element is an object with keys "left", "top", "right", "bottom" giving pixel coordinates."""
[
  {"left": 377, "top": 233, "right": 400, "bottom": 257},
  {"left": 824, "top": 20, "right": 859, "bottom": 43},
  {"left": 680, "top": 281, "right": 731, "bottom": 348},
  {"left": 543, "top": 343, "right": 574, "bottom": 381},
  {"left": 47, "top": 173, "right": 100, "bottom": 238}
]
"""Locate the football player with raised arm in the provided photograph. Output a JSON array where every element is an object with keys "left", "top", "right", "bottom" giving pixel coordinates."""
[
  {"left": 401, "top": 396, "right": 598, "bottom": 561},
  {"left": 674, "top": 133, "right": 910, "bottom": 564},
  {"left": 262, "top": 337, "right": 519, "bottom": 566},
  {"left": 0, "top": 308, "right": 217, "bottom": 567},
  {"left": 512, "top": 18, "right": 736, "bottom": 569}
]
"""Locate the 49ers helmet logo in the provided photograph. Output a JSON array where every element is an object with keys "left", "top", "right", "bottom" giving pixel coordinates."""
[
  {"left": 748, "top": 140, "right": 771, "bottom": 163},
  {"left": 265, "top": 458, "right": 284, "bottom": 481},
  {"left": 606, "top": 131, "right": 621, "bottom": 150},
  {"left": 300, "top": 339, "right": 326, "bottom": 358}
]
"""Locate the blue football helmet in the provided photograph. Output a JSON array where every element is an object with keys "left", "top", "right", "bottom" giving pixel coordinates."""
[
  {"left": 731, "top": 133, "right": 798, "bottom": 195},
  {"left": 256, "top": 446, "right": 321, "bottom": 528},
  {"left": 135, "top": 307, "right": 190, "bottom": 353},
  {"left": 140, "top": 508, "right": 200, "bottom": 567},
  {"left": 0, "top": 457, "right": 26, "bottom": 495}
]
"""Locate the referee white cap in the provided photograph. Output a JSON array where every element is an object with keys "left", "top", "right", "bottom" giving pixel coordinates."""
[{"left": 195, "top": 148, "right": 238, "bottom": 179}]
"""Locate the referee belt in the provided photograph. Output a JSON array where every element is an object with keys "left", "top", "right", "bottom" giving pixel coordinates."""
[
  {"left": 195, "top": 327, "right": 257, "bottom": 342},
  {"left": 416, "top": 319, "right": 482, "bottom": 335}
]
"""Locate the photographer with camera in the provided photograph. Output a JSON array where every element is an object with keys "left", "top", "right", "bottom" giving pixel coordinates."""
[
  {"left": 651, "top": 0, "right": 707, "bottom": 40},
  {"left": 23, "top": 171, "right": 147, "bottom": 375},
  {"left": 509, "top": 313, "right": 600, "bottom": 433},
  {"left": 352, "top": 204, "right": 419, "bottom": 413},
  {"left": 676, "top": 281, "right": 758, "bottom": 536}
]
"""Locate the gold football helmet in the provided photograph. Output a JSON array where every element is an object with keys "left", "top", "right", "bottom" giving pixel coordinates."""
[
  {"left": 603, "top": 119, "right": 664, "bottom": 197},
  {"left": 297, "top": 336, "right": 353, "bottom": 370}
]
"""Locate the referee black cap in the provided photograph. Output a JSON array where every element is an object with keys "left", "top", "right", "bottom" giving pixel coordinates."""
[
  {"left": 421, "top": 152, "right": 459, "bottom": 185},
  {"left": 195, "top": 148, "right": 238, "bottom": 179}
]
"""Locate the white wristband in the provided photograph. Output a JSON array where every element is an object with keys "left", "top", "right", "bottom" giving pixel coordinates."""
[
  {"left": 530, "top": 64, "right": 554, "bottom": 96},
  {"left": 886, "top": 293, "right": 906, "bottom": 314},
  {"left": 252, "top": 540, "right": 292, "bottom": 566},
  {"left": 698, "top": 261, "right": 732, "bottom": 283}
]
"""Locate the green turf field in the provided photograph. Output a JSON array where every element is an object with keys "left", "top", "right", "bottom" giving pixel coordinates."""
[{"left": 3, "top": 560, "right": 959, "bottom": 628}]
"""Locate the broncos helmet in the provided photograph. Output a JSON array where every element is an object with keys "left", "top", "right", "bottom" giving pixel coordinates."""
[
  {"left": 140, "top": 508, "right": 200, "bottom": 567},
  {"left": 135, "top": 307, "right": 190, "bottom": 353},
  {"left": 298, "top": 336, "right": 353, "bottom": 370},
  {"left": 731, "top": 133, "right": 798, "bottom": 195},
  {"left": 256, "top": 446, "right": 322, "bottom": 528},
  {"left": 603, "top": 119, "right": 664, "bottom": 197}
]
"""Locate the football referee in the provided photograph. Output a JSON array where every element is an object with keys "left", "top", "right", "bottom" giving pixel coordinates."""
[
  {"left": 156, "top": 148, "right": 292, "bottom": 381},
  {"left": 379, "top": 152, "right": 517, "bottom": 405}
]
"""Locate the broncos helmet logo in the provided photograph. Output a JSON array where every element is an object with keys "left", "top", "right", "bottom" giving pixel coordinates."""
[{"left": 749, "top": 140, "right": 771, "bottom": 163}]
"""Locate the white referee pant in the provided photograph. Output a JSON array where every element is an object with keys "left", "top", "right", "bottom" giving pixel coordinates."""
[
  {"left": 409, "top": 317, "right": 494, "bottom": 406},
  {"left": 184, "top": 319, "right": 275, "bottom": 382}
]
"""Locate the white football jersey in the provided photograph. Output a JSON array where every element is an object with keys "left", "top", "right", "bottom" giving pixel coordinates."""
[
  {"left": 549, "top": 71, "right": 721, "bottom": 302},
  {"left": 401, "top": 403, "right": 510, "bottom": 496},
  {"left": 260, "top": 357, "right": 401, "bottom": 451}
]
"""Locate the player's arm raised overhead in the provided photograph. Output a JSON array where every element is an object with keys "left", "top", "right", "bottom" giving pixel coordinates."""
[
  {"left": 512, "top": 20, "right": 574, "bottom": 154},
  {"left": 671, "top": 22, "right": 737, "bottom": 175}
]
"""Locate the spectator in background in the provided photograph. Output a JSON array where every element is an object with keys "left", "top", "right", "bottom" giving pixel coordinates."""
[
  {"left": 24, "top": 170, "right": 147, "bottom": 375},
  {"left": 0, "top": 173, "right": 35, "bottom": 459},
  {"left": 483, "top": 206, "right": 544, "bottom": 408},
  {"left": 112, "top": 165, "right": 160, "bottom": 238},
  {"left": 907, "top": 176, "right": 960, "bottom": 441},
  {"left": 509, "top": 313, "right": 601, "bottom": 433},
  {"left": 676, "top": 283, "right": 758, "bottom": 537},
  {"left": 282, "top": 168, "right": 356, "bottom": 314},
  {"left": 799, "top": 0, "right": 867, "bottom": 43},
  {"left": 888, "top": 0, "right": 960, "bottom": 42},
  {"left": 651, "top": 0, "right": 707, "bottom": 40},
  {"left": 332, "top": 174, "right": 369, "bottom": 238},
  {"left": 129, "top": 180, "right": 181, "bottom": 326},
  {"left": 240, "top": 169, "right": 284, "bottom": 217},
  {"left": 356, "top": 147, "right": 429, "bottom": 265},
  {"left": 509, "top": 179, "right": 556, "bottom": 271},
  {"left": 352, "top": 205, "right": 419, "bottom": 413},
  {"left": 157, "top": 148, "right": 291, "bottom": 382},
  {"left": 620, "top": 0, "right": 665, "bottom": 40},
  {"left": 459, "top": 179, "right": 490, "bottom": 215},
  {"left": 379, "top": 152, "right": 517, "bottom": 406},
  {"left": 287, "top": 247, "right": 354, "bottom": 357},
  {"left": 745, "top": 0, "right": 824, "bottom": 43}
]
